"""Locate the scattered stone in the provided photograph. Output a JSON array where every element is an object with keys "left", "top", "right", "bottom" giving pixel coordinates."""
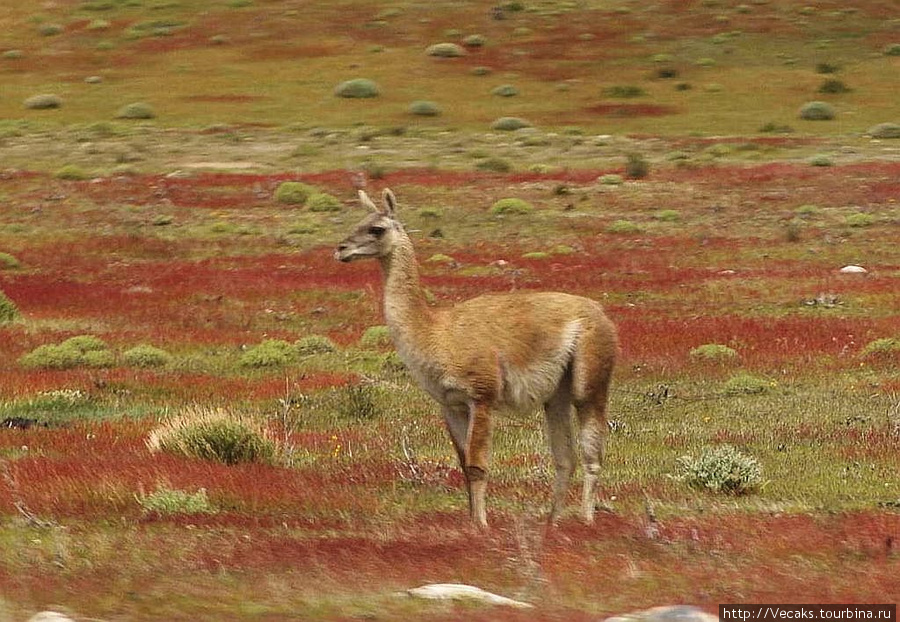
[
  {"left": 605, "top": 605, "right": 719, "bottom": 622},
  {"left": 406, "top": 583, "right": 534, "bottom": 609},
  {"left": 839, "top": 265, "right": 867, "bottom": 274}
]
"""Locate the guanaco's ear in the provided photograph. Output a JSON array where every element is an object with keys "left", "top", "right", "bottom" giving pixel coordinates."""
[
  {"left": 382, "top": 188, "right": 397, "bottom": 218},
  {"left": 358, "top": 190, "right": 380, "bottom": 213}
]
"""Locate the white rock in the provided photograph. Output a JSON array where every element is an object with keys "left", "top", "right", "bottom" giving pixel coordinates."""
[
  {"left": 27, "top": 612, "right": 76, "bottom": 622},
  {"left": 406, "top": 583, "right": 534, "bottom": 609},
  {"left": 839, "top": 265, "right": 867, "bottom": 274}
]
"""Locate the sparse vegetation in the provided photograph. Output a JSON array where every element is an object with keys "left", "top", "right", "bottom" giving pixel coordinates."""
[{"left": 690, "top": 344, "right": 739, "bottom": 362}]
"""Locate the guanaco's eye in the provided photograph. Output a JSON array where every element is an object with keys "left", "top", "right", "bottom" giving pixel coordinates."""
[{"left": 368, "top": 225, "right": 386, "bottom": 237}]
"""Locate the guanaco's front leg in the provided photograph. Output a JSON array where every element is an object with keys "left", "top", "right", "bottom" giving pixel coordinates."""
[{"left": 465, "top": 402, "right": 493, "bottom": 527}]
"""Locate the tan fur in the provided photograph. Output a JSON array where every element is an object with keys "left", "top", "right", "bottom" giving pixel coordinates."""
[{"left": 336, "top": 189, "right": 617, "bottom": 527}]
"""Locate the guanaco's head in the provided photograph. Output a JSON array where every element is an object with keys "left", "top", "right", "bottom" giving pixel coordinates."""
[{"left": 334, "top": 189, "right": 402, "bottom": 263}]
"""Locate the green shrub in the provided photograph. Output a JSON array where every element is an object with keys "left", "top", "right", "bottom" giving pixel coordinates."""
[
  {"left": 723, "top": 372, "right": 773, "bottom": 395},
  {"left": 490, "top": 117, "right": 531, "bottom": 131},
  {"left": 62, "top": 335, "right": 108, "bottom": 353},
  {"left": 408, "top": 100, "right": 442, "bottom": 117},
  {"left": 116, "top": 102, "right": 156, "bottom": 119},
  {"left": 38, "top": 23, "right": 64, "bottom": 36},
  {"left": 24, "top": 94, "right": 63, "bottom": 110},
  {"left": 239, "top": 339, "right": 296, "bottom": 368},
  {"left": 605, "top": 220, "right": 643, "bottom": 234},
  {"left": 0, "top": 253, "right": 20, "bottom": 269},
  {"left": 675, "top": 445, "right": 763, "bottom": 495},
  {"left": 868, "top": 123, "right": 900, "bottom": 139},
  {"left": 816, "top": 62, "right": 840, "bottom": 74},
  {"left": 599, "top": 174, "right": 624, "bottom": 185},
  {"left": 470, "top": 66, "right": 492, "bottom": 76},
  {"left": 147, "top": 406, "right": 277, "bottom": 465},
  {"left": 123, "top": 344, "right": 172, "bottom": 368},
  {"left": 625, "top": 153, "right": 650, "bottom": 179},
  {"left": 19, "top": 344, "right": 83, "bottom": 370},
  {"left": 0, "top": 290, "right": 19, "bottom": 323},
  {"left": 859, "top": 337, "right": 900, "bottom": 362},
  {"left": 360, "top": 325, "right": 392, "bottom": 348},
  {"left": 689, "top": 344, "right": 739, "bottom": 362},
  {"left": 604, "top": 85, "right": 646, "bottom": 98},
  {"left": 882, "top": 43, "right": 900, "bottom": 56},
  {"left": 653, "top": 209, "right": 681, "bottom": 222},
  {"left": 82, "top": 349, "right": 116, "bottom": 368},
  {"left": 491, "top": 84, "right": 519, "bottom": 97},
  {"left": 475, "top": 157, "right": 512, "bottom": 173},
  {"left": 845, "top": 213, "right": 874, "bottom": 227},
  {"left": 818, "top": 79, "right": 850, "bottom": 94},
  {"left": 295, "top": 335, "right": 337, "bottom": 356},
  {"left": 799, "top": 101, "right": 835, "bottom": 121},
  {"left": 137, "top": 484, "right": 215, "bottom": 515},
  {"left": 306, "top": 192, "right": 343, "bottom": 212},
  {"left": 274, "top": 181, "right": 316, "bottom": 205},
  {"left": 809, "top": 154, "right": 833, "bottom": 167},
  {"left": 426, "top": 42, "right": 466, "bottom": 57},
  {"left": 490, "top": 198, "right": 534, "bottom": 216},
  {"left": 2, "top": 50, "right": 24, "bottom": 60},
  {"left": 334, "top": 78, "right": 380, "bottom": 98},
  {"left": 55, "top": 165, "right": 90, "bottom": 180},
  {"left": 463, "top": 34, "right": 487, "bottom": 48}
]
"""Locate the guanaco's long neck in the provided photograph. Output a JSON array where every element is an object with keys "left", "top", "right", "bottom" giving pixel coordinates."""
[{"left": 378, "top": 231, "right": 434, "bottom": 347}]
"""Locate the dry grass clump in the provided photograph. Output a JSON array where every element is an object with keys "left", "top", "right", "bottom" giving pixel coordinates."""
[{"left": 147, "top": 405, "right": 278, "bottom": 465}]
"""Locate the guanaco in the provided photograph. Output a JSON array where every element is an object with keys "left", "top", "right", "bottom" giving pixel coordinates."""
[{"left": 335, "top": 189, "right": 617, "bottom": 527}]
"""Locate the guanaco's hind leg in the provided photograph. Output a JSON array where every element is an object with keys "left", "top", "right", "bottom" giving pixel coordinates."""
[
  {"left": 575, "top": 390, "right": 609, "bottom": 524},
  {"left": 544, "top": 377, "right": 575, "bottom": 524}
]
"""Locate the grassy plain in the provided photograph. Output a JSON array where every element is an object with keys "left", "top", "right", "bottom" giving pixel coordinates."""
[{"left": 1, "top": 0, "right": 899, "bottom": 620}]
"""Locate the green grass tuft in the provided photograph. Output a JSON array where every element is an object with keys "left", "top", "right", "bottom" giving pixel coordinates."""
[
  {"left": 137, "top": 484, "right": 216, "bottom": 515},
  {"left": 147, "top": 405, "right": 277, "bottom": 466}
]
